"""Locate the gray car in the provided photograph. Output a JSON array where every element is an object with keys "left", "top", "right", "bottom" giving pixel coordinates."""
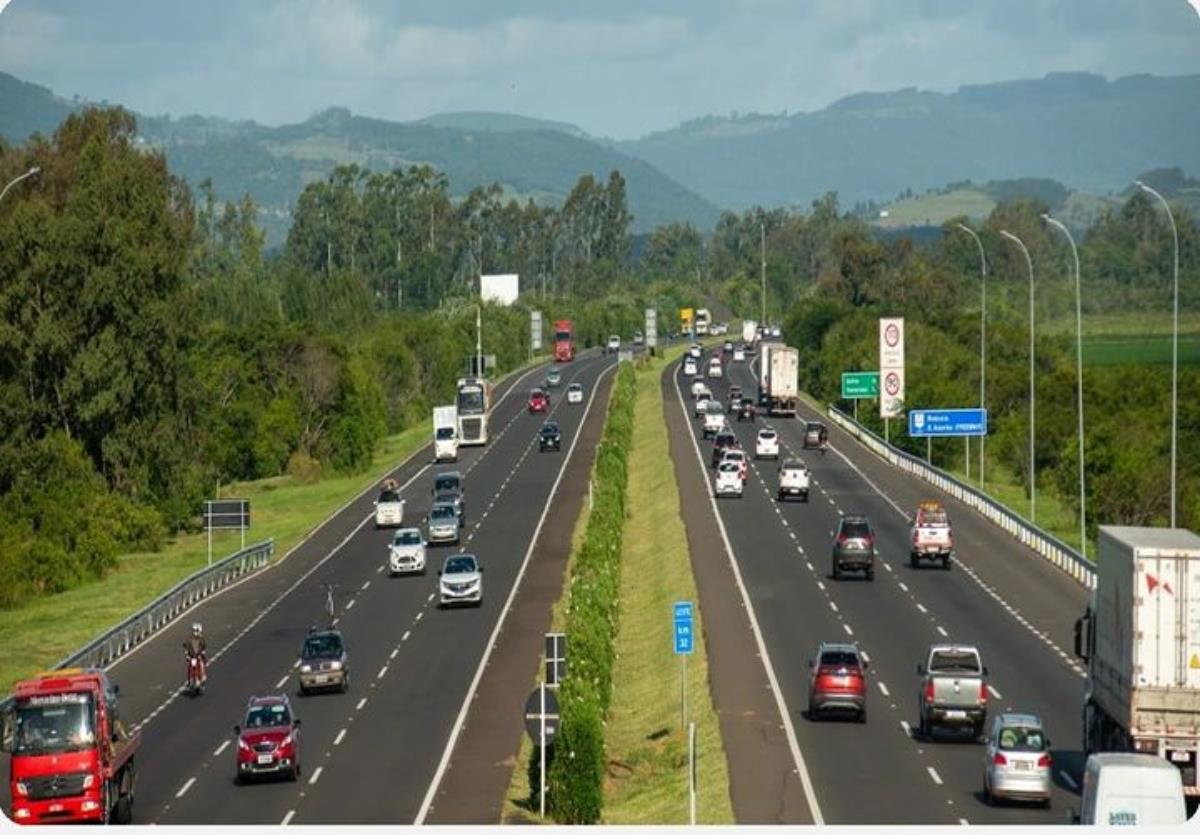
[
  {"left": 438, "top": 553, "right": 483, "bottom": 608},
  {"left": 983, "top": 714, "right": 1053, "bottom": 807},
  {"left": 832, "top": 514, "right": 875, "bottom": 580},
  {"left": 297, "top": 629, "right": 349, "bottom": 694},
  {"left": 426, "top": 502, "right": 461, "bottom": 545}
]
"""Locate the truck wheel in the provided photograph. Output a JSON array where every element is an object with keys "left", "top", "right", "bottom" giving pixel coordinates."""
[
  {"left": 114, "top": 792, "right": 134, "bottom": 825},
  {"left": 865, "top": 567, "right": 874, "bottom": 581},
  {"left": 910, "top": 553, "right": 918, "bottom": 568},
  {"left": 942, "top": 555, "right": 952, "bottom": 570},
  {"left": 983, "top": 778, "right": 993, "bottom": 806},
  {"left": 918, "top": 714, "right": 928, "bottom": 738}
]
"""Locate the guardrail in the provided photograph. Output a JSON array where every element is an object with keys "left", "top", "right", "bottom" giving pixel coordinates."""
[
  {"left": 825, "top": 406, "right": 1095, "bottom": 589},
  {"left": 1, "top": 540, "right": 274, "bottom": 710}
]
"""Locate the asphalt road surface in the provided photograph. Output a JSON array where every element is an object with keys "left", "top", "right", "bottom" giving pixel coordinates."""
[{"left": 669, "top": 346, "right": 1088, "bottom": 825}]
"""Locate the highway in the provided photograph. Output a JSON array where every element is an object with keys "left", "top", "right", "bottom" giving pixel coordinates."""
[
  {"left": 669, "top": 346, "right": 1090, "bottom": 825},
  {"left": 4, "top": 351, "right": 615, "bottom": 825}
]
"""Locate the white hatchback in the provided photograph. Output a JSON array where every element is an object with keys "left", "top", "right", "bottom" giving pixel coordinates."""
[
  {"left": 691, "top": 378, "right": 710, "bottom": 398},
  {"left": 715, "top": 462, "right": 743, "bottom": 497},
  {"left": 755, "top": 428, "right": 780, "bottom": 459},
  {"left": 567, "top": 383, "right": 584, "bottom": 404}
]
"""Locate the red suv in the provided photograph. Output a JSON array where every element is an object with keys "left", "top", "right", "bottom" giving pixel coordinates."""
[
  {"left": 528, "top": 388, "right": 549, "bottom": 413},
  {"left": 233, "top": 695, "right": 302, "bottom": 783},
  {"left": 807, "top": 642, "right": 868, "bottom": 722}
]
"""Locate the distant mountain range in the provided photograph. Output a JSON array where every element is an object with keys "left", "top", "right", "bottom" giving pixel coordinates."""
[{"left": 2, "top": 69, "right": 1199, "bottom": 242}]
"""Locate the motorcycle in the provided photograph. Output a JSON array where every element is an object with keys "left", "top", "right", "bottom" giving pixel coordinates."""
[{"left": 185, "top": 654, "right": 206, "bottom": 696}]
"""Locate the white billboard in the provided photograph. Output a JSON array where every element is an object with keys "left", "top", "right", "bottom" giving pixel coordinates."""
[
  {"left": 480, "top": 274, "right": 519, "bottom": 306},
  {"left": 531, "top": 310, "right": 543, "bottom": 351},
  {"left": 879, "top": 317, "right": 905, "bottom": 419}
]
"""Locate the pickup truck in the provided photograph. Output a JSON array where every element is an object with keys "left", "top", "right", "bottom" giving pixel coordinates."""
[
  {"left": 702, "top": 401, "right": 726, "bottom": 439},
  {"left": 777, "top": 459, "right": 810, "bottom": 502},
  {"left": 910, "top": 501, "right": 954, "bottom": 569},
  {"left": 917, "top": 644, "right": 989, "bottom": 740}
]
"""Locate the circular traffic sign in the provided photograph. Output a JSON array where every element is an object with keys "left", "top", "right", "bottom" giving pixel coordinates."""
[
  {"left": 524, "top": 686, "right": 561, "bottom": 746},
  {"left": 884, "top": 371, "right": 901, "bottom": 396},
  {"left": 884, "top": 323, "right": 901, "bottom": 348}
]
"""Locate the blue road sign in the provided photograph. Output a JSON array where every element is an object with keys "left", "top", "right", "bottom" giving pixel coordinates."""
[
  {"left": 674, "top": 600, "right": 695, "bottom": 655},
  {"left": 908, "top": 408, "right": 988, "bottom": 438}
]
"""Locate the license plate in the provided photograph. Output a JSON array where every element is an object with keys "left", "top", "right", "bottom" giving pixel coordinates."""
[
  {"left": 946, "top": 710, "right": 966, "bottom": 719},
  {"left": 1014, "top": 760, "right": 1032, "bottom": 771},
  {"left": 257, "top": 754, "right": 274, "bottom": 765},
  {"left": 1170, "top": 750, "right": 1190, "bottom": 762},
  {"left": 313, "top": 675, "right": 327, "bottom": 684},
  {"left": 49, "top": 804, "right": 63, "bottom": 813}
]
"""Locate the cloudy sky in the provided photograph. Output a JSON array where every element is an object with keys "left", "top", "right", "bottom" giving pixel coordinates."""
[{"left": 1, "top": 0, "right": 1197, "bottom": 138}]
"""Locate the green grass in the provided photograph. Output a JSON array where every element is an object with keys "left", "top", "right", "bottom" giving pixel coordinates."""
[
  {"left": 874, "top": 188, "right": 995, "bottom": 228},
  {"left": 1042, "top": 312, "right": 1200, "bottom": 338},
  {"left": 1082, "top": 334, "right": 1200, "bottom": 366}
]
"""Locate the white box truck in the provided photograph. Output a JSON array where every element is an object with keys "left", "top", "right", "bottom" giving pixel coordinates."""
[
  {"left": 1074, "top": 526, "right": 1200, "bottom": 797},
  {"left": 433, "top": 405, "right": 459, "bottom": 462},
  {"left": 766, "top": 346, "right": 799, "bottom": 416},
  {"left": 742, "top": 320, "right": 758, "bottom": 347}
]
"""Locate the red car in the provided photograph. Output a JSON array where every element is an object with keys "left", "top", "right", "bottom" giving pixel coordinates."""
[
  {"left": 233, "top": 695, "right": 302, "bottom": 783},
  {"left": 528, "top": 388, "right": 549, "bottom": 413},
  {"left": 807, "top": 642, "right": 868, "bottom": 722}
]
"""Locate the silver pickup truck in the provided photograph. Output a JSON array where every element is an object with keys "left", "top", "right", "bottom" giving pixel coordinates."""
[{"left": 916, "top": 643, "right": 989, "bottom": 740}]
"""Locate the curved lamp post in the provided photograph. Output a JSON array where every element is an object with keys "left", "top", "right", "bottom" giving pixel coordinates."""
[
  {"left": 955, "top": 223, "right": 987, "bottom": 489},
  {"left": 1000, "top": 229, "right": 1036, "bottom": 523}
]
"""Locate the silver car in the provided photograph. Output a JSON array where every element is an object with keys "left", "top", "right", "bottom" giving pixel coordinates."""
[
  {"left": 438, "top": 553, "right": 483, "bottom": 608},
  {"left": 983, "top": 714, "right": 1053, "bottom": 807},
  {"left": 426, "top": 502, "right": 460, "bottom": 545},
  {"left": 388, "top": 527, "right": 427, "bottom": 575}
]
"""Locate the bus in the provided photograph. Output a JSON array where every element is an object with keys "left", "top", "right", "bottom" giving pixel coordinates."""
[
  {"left": 456, "top": 377, "right": 491, "bottom": 446},
  {"left": 553, "top": 319, "right": 575, "bottom": 362},
  {"left": 695, "top": 308, "right": 712, "bottom": 336}
]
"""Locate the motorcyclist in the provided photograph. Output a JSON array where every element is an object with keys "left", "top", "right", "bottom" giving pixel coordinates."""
[{"left": 183, "top": 623, "right": 208, "bottom": 686}]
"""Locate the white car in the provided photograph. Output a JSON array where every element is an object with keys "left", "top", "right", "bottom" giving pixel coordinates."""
[
  {"left": 691, "top": 378, "right": 710, "bottom": 398},
  {"left": 633, "top": 331, "right": 644, "bottom": 345},
  {"left": 374, "top": 484, "right": 404, "bottom": 528},
  {"left": 755, "top": 428, "right": 780, "bottom": 459},
  {"left": 388, "top": 528, "right": 427, "bottom": 575},
  {"left": 689, "top": 344, "right": 702, "bottom": 360},
  {"left": 707, "top": 359, "right": 723, "bottom": 379},
  {"left": 439, "top": 553, "right": 483, "bottom": 608},
  {"left": 733, "top": 348, "right": 745, "bottom": 362},
  {"left": 683, "top": 357, "right": 698, "bottom": 376},
  {"left": 702, "top": 401, "right": 726, "bottom": 438},
  {"left": 567, "top": 382, "right": 584, "bottom": 404},
  {"left": 607, "top": 335, "right": 621, "bottom": 354},
  {"left": 715, "top": 461, "right": 743, "bottom": 498},
  {"left": 778, "top": 459, "right": 810, "bottom": 502},
  {"left": 721, "top": 449, "right": 748, "bottom": 481},
  {"left": 694, "top": 392, "right": 712, "bottom": 418}
]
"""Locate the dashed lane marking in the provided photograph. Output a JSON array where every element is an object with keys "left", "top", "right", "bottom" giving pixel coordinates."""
[
  {"left": 346, "top": 599, "right": 356, "bottom": 611},
  {"left": 356, "top": 697, "right": 367, "bottom": 711},
  {"left": 899, "top": 582, "right": 909, "bottom": 592},
  {"left": 927, "top": 766, "right": 943, "bottom": 786},
  {"left": 1060, "top": 770, "right": 1078, "bottom": 790},
  {"left": 402, "top": 630, "right": 411, "bottom": 642},
  {"left": 900, "top": 720, "right": 912, "bottom": 737},
  {"left": 843, "top": 624, "right": 854, "bottom": 636},
  {"left": 377, "top": 665, "right": 388, "bottom": 680},
  {"left": 936, "top": 626, "right": 948, "bottom": 638},
  {"left": 213, "top": 740, "right": 230, "bottom": 757},
  {"left": 175, "top": 777, "right": 196, "bottom": 798},
  {"left": 275, "top": 675, "right": 289, "bottom": 689},
  {"left": 987, "top": 685, "right": 1002, "bottom": 701},
  {"left": 916, "top": 603, "right": 928, "bottom": 614},
  {"left": 390, "top": 648, "right": 399, "bottom": 660},
  {"left": 308, "top": 766, "right": 323, "bottom": 785},
  {"left": 282, "top": 810, "right": 296, "bottom": 826},
  {"left": 334, "top": 729, "right": 347, "bottom": 746},
  {"left": 878, "top": 682, "right": 890, "bottom": 697}
]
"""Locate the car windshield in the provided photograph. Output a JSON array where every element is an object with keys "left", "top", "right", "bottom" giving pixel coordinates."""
[
  {"left": 759, "top": 431, "right": 776, "bottom": 439},
  {"left": 302, "top": 634, "right": 343, "bottom": 659},
  {"left": 13, "top": 693, "right": 96, "bottom": 755},
  {"left": 435, "top": 427, "right": 455, "bottom": 440},
  {"left": 394, "top": 530, "right": 422, "bottom": 546},
  {"left": 244, "top": 703, "right": 291, "bottom": 728},
  {"left": 530, "top": 389, "right": 545, "bottom": 398},
  {"left": 434, "top": 476, "right": 460, "bottom": 492},
  {"left": 542, "top": 424, "right": 559, "bottom": 434},
  {"left": 569, "top": 384, "right": 581, "bottom": 392},
  {"left": 707, "top": 402, "right": 724, "bottom": 414},
  {"left": 434, "top": 493, "right": 458, "bottom": 507},
  {"left": 378, "top": 490, "right": 401, "bottom": 504},
  {"left": 996, "top": 725, "right": 1046, "bottom": 752},
  {"left": 819, "top": 651, "right": 860, "bottom": 668},
  {"left": 445, "top": 556, "right": 477, "bottom": 574},
  {"left": 719, "top": 463, "right": 739, "bottom": 473},
  {"left": 840, "top": 522, "right": 870, "bottom": 540},
  {"left": 431, "top": 505, "right": 455, "bottom": 521},
  {"left": 929, "top": 650, "right": 981, "bottom": 674},
  {"left": 920, "top": 508, "right": 949, "bottom": 525}
]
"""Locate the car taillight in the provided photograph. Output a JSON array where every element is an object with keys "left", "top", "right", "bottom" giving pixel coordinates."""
[
  {"left": 992, "top": 753, "right": 1008, "bottom": 766},
  {"left": 1037, "top": 753, "right": 1052, "bottom": 768},
  {"left": 837, "top": 534, "right": 849, "bottom": 545},
  {"left": 979, "top": 681, "right": 989, "bottom": 706},
  {"left": 924, "top": 680, "right": 935, "bottom": 704}
]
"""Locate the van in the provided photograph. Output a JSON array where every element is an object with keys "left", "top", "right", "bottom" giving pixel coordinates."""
[{"left": 1074, "top": 753, "right": 1187, "bottom": 825}]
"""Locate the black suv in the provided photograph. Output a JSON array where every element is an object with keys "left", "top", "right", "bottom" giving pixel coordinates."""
[
  {"left": 832, "top": 515, "right": 876, "bottom": 581},
  {"left": 539, "top": 420, "right": 562, "bottom": 452},
  {"left": 711, "top": 431, "right": 739, "bottom": 468}
]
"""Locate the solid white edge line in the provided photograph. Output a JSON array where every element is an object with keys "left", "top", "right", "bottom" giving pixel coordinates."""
[
  {"left": 414, "top": 357, "right": 618, "bottom": 825},
  {"left": 670, "top": 361, "right": 825, "bottom": 825}
]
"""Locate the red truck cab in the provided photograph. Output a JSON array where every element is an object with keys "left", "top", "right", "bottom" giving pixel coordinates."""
[
  {"left": 553, "top": 319, "right": 575, "bottom": 362},
  {"left": 4, "top": 668, "right": 139, "bottom": 824}
]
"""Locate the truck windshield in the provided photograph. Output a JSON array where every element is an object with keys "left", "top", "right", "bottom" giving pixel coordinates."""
[
  {"left": 457, "top": 389, "right": 484, "bottom": 413},
  {"left": 920, "top": 509, "right": 949, "bottom": 525},
  {"left": 555, "top": 331, "right": 571, "bottom": 342},
  {"left": 929, "top": 650, "right": 981, "bottom": 674},
  {"left": 435, "top": 427, "right": 455, "bottom": 440},
  {"left": 13, "top": 693, "right": 96, "bottom": 756}
]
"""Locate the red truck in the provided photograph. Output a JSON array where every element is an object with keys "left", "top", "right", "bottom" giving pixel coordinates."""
[
  {"left": 553, "top": 319, "right": 575, "bottom": 362},
  {"left": 4, "top": 668, "right": 139, "bottom": 824}
]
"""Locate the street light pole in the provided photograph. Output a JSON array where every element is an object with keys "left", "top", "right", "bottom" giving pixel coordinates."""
[
  {"left": 955, "top": 223, "right": 987, "bottom": 491},
  {"left": 1042, "top": 214, "right": 1088, "bottom": 559},
  {"left": 0, "top": 166, "right": 41, "bottom": 206},
  {"left": 760, "top": 222, "right": 767, "bottom": 325},
  {"left": 1136, "top": 181, "right": 1180, "bottom": 528},
  {"left": 1001, "top": 230, "right": 1037, "bottom": 523}
]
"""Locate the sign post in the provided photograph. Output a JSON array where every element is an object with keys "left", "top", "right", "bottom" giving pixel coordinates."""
[
  {"left": 674, "top": 601, "right": 694, "bottom": 732},
  {"left": 203, "top": 499, "right": 250, "bottom": 566},
  {"left": 689, "top": 721, "right": 697, "bottom": 825},
  {"left": 646, "top": 308, "right": 658, "bottom": 354},
  {"left": 531, "top": 310, "right": 543, "bottom": 364},
  {"left": 842, "top": 372, "right": 880, "bottom": 424},
  {"left": 544, "top": 633, "right": 567, "bottom": 687},
  {"left": 879, "top": 318, "right": 905, "bottom": 443},
  {"left": 524, "top": 684, "right": 561, "bottom": 818}
]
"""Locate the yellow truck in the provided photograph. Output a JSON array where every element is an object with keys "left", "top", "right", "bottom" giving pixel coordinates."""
[{"left": 680, "top": 308, "right": 694, "bottom": 336}]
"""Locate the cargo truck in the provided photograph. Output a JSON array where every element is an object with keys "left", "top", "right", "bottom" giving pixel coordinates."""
[
  {"left": 3, "top": 668, "right": 139, "bottom": 824},
  {"left": 742, "top": 319, "right": 758, "bottom": 348},
  {"left": 758, "top": 343, "right": 799, "bottom": 416},
  {"left": 433, "top": 405, "right": 458, "bottom": 462},
  {"left": 695, "top": 308, "right": 712, "bottom": 336},
  {"left": 1074, "top": 526, "right": 1200, "bottom": 797},
  {"left": 553, "top": 319, "right": 575, "bottom": 362},
  {"left": 456, "top": 377, "right": 492, "bottom": 446}
]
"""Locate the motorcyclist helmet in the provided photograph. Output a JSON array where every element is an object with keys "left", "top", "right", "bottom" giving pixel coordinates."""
[{"left": 192, "top": 623, "right": 203, "bottom": 635}]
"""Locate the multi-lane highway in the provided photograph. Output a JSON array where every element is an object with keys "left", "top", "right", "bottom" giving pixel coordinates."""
[
  {"left": 5, "top": 351, "right": 616, "bottom": 825},
  {"left": 669, "top": 346, "right": 1089, "bottom": 825}
]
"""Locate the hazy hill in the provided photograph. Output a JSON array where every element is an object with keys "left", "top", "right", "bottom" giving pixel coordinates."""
[
  {"left": 0, "top": 74, "right": 720, "bottom": 243},
  {"left": 621, "top": 72, "right": 1200, "bottom": 212}
]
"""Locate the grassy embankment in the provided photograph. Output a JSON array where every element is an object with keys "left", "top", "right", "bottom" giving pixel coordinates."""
[
  {"left": 503, "top": 345, "right": 734, "bottom": 824},
  {"left": 0, "top": 358, "right": 546, "bottom": 693}
]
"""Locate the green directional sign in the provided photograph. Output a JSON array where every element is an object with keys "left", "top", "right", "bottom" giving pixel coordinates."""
[{"left": 842, "top": 371, "right": 880, "bottom": 399}]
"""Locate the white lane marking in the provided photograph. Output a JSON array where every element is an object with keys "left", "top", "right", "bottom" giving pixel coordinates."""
[
  {"left": 377, "top": 565, "right": 384, "bottom": 574},
  {"left": 334, "top": 729, "right": 347, "bottom": 746},
  {"left": 816, "top": 581, "right": 826, "bottom": 591},
  {"left": 415, "top": 611, "right": 423, "bottom": 622},
  {"left": 292, "top": 659, "right": 301, "bottom": 668},
  {"left": 829, "top": 601, "right": 839, "bottom": 613},
  {"left": 936, "top": 626, "right": 948, "bottom": 638},
  {"left": 213, "top": 739, "right": 230, "bottom": 757},
  {"left": 987, "top": 685, "right": 1002, "bottom": 701},
  {"left": 281, "top": 810, "right": 296, "bottom": 826},
  {"left": 175, "top": 777, "right": 196, "bottom": 798},
  {"left": 415, "top": 359, "right": 619, "bottom": 825},
  {"left": 346, "top": 599, "right": 356, "bottom": 611},
  {"left": 900, "top": 720, "right": 912, "bottom": 737},
  {"left": 927, "top": 766, "right": 944, "bottom": 785},
  {"left": 1060, "top": 770, "right": 1078, "bottom": 790},
  {"left": 958, "top": 818, "right": 969, "bottom": 825},
  {"left": 843, "top": 623, "right": 854, "bottom": 636},
  {"left": 916, "top": 603, "right": 928, "bottom": 614},
  {"left": 899, "top": 581, "right": 909, "bottom": 592},
  {"left": 390, "top": 648, "right": 399, "bottom": 660},
  {"left": 861, "top": 650, "right": 870, "bottom": 663},
  {"left": 878, "top": 682, "right": 890, "bottom": 697},
  {"left": 402, "top": 630, "right": 411, "bottom": 642},
  {"left": 308, "top": 766, "right": 323, "bottom": 785},
  {"left": 377, "top": 665, "right": 388, "bottom": 679},
  {"left": 275, "top": 675, "right": 289, "bottom": 689},
  {"left": 361, "top": 580, "right": 371, "bottom": 590},
  {"left": 356, "top": 697, "right": 367, "bottom": 711},
  {"left": 883, "top": 562, "right": 893, "bottom": 573}
]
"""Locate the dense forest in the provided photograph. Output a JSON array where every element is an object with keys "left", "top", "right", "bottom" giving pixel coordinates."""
[{"left": 0, "top": 106, "right": 1195, "bottom": 607}]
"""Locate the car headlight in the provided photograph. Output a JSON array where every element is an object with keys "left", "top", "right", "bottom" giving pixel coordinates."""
[
  {"left": 329, "top": 661, "right": 342, "bottom": 670},
  {"left": 238, "top": 738, "right": 252, "bottom": 752},
  {"left": 300, "top": 663, "right": 312, "bottom": 673},
  {"left": 82, "top": 774, "right": 95, "bottom": 790},
  {"left": 14, "top": 781, "right": 28, "bottom": 797}
]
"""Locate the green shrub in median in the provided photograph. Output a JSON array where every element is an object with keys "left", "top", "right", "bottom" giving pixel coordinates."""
[{"left": 545, "top": 363, "right": 636, "bottom": 823}]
